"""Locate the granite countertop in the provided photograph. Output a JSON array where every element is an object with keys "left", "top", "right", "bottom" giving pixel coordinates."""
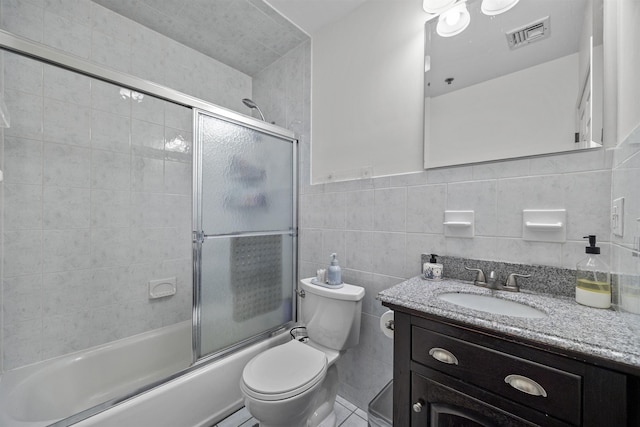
[{"left": 378, "top": 276, "right": 640, "bottom": 370}]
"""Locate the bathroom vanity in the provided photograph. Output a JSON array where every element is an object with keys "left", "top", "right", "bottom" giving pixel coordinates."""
[{"left": 379, "top": 277, "right": 640, "bottom": 426}]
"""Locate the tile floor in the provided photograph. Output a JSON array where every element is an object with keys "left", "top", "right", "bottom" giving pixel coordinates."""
[{"left": 213, "top": 395, "right": 368, "bottom": 427}]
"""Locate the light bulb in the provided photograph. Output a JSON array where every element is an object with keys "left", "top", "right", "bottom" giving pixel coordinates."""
[
  {"left": 445, "top": 10, "right": 460, "bottom": 26},
  {"left": 481, "top": 0, "right": 520, "bottom": 16},
  {"left": 423, "top": 0, "right": 457, "bottom": 14},
  {"left": 436, "top": 2, "right": 470, "bottom": 37}
]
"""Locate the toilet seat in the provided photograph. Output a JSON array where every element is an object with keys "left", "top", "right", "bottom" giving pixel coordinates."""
[{"left": 241, "top": 340, "right": 327, "bottom": 401}]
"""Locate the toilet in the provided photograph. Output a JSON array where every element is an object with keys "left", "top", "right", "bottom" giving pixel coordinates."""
[{"left": 240, "top": 278, "right": 365, "bottom": 427}]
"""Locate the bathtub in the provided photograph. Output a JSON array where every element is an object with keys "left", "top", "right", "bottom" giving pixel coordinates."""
[{"left": 0, "top": 321, "right": 289, "bottom": 427}]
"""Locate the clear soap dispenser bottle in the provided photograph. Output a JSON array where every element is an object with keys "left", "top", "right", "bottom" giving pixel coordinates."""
[{"left": 575, "top": 235, "right": 611, "bottom": 309}]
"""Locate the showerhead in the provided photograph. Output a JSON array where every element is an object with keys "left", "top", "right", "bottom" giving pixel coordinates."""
[
  {"left": 242, "top": 98, "right": 266, "bottom": 121},
  {"left": 242, "top": 98, "right": 258, "bottom": 109}
]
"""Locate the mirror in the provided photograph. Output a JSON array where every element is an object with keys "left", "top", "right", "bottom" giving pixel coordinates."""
[{"left": 424, "top": 0, "right": 603, "bottom": 169}]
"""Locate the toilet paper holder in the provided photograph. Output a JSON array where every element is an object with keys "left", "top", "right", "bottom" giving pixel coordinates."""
[{"left": 384, "top": 319, "right": 394, "bottom": 331}]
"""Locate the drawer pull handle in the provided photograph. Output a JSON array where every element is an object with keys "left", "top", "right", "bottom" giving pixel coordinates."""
[
  {"left": 504, "top": 374, "right": 548, "bottom": 397},
  {"left": 428, "top": 347, "right": 459, "bottom": 365},
  {"left": 412, "top": 400, "right": 424, "bottom": 413}
]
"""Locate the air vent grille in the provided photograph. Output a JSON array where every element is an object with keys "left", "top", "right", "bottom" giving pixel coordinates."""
[{"left": 506, "top": 16, "right": 550, "bottom": 49}]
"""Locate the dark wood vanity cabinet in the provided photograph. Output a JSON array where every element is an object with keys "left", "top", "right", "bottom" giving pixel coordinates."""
[{"left": 388, "top": 307, "right": 640, "bottom": 427}]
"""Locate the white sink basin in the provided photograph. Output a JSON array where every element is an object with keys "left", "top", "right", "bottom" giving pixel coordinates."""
[{"left": 438, "top": 292, "right": 547, "bottom": 318}]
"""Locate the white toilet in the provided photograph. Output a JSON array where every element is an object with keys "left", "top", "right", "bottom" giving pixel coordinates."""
[{"left": 240, "top": 277, "right": 365, "bottom": 427}]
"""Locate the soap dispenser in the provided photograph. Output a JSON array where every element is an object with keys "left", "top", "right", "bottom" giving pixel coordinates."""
[
  {"left": 575, "top": 235, "right": 611, "bottom": 309},
  {"left": 327, "top": 253, "right": 342, "bottom": 286},
  {"left": 423, "top": 254, "right": 443, "bottom": 281}
]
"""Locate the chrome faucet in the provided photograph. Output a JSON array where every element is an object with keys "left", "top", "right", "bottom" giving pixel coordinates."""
[{"left": 464, "top": 266, "right": 531, "bottom": 292}]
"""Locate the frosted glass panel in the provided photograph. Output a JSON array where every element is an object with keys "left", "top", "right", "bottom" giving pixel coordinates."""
[
  {"left": 199, "top": 115, "right": 293, "bottom": 235},
  {"left": 199, "top": 235, "right": 294, "bottom": 356}
]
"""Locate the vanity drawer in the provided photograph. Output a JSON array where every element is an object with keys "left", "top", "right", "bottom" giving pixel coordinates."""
[{"left": 412, "top": 326, "right": 582, "bottom": 425}]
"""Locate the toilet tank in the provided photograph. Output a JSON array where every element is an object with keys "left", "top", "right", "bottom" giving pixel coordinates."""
[{"left": 299, "top": 278, "right": 365, "bottom": 351}]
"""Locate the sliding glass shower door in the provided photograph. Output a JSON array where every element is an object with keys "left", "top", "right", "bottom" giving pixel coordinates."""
[{"left": 193, "top": 110, "right": 297, "bottom": 359}]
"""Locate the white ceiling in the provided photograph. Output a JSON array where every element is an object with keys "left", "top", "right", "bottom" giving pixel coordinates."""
[
  {"left": 265, "top": 0, "right": 368, "bottom": 35},
  {"left": 426, "top": 0, "right": 590, "bottom": 96}
]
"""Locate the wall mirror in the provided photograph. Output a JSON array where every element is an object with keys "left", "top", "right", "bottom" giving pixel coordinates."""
[{"left": 424, "top": 0, "right": 603, "bottom": 169}]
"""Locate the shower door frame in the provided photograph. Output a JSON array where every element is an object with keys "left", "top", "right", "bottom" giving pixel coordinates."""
[
  {"left": 0, "top": 29, "right": 299, "bottom": 426},
  {"left": 192, "top": 108, "right": 299, "bottom": 364}
]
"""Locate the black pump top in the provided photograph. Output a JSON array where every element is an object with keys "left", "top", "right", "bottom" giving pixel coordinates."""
[
  {"left": 584, "top": 235, "right": 600, "bottom": 254},
  {"left": 429, "top": 254, "right": 439, "bottom": 263}
]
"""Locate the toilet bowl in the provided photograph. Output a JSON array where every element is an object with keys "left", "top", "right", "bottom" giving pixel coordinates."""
[
  {"left": 240, "top": 340, "right": 329, "bottom": 427},
  {"left": 240, "top": 278, "right": 365, "bottom": 427}
]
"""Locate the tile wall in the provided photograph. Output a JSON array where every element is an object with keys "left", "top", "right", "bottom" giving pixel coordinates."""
[
  {"left": 0, "top": 0, "right": 253, "bottom": 372},
  {"left": 0, "top": 0, "right": 253, "bottom": 112},
  {"left": 297, "top": 147, "right": 614, "bottom": 409},
  {"left": 612, "top": 125, "right": 640, "bottom": 322},
  {"left": 610, "top": 0, "right": 640, "bottom": 342},
  {"left": 2, "top": 54, "right": 194, "bottom": 370}
]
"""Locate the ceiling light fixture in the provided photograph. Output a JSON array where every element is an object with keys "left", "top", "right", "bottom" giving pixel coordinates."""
[
  {"left": 436, "top": 2, "right": 471, "bottom": 37},
  {"left": 423, "top": 0, "right": 457, "bottom": 14},
  {"left": 480, "top": 0, "right": 520, "bottom": 16}
]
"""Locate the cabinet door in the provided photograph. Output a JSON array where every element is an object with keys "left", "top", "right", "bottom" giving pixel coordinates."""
[{"left": 412, "top": 373, "right": 542, "bottom": 427}]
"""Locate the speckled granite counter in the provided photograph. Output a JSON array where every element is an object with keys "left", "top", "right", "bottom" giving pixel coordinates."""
[{"left": 378, "top": 276, "right": 640, "bottom": 371}]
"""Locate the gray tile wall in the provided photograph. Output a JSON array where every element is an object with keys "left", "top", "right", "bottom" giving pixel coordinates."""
[
  {"left": 298, "top": 148, "right": 614, "bottom": 409},
  {"left": 0, "top": 0, "right": 252, "bottom": 372},
  {"left": 609, "top": 0, "right": 640, "bottom": 352},
  {"left": 611, "top": 125, "right": 640, "bottom": 330},
  {"left": 2, "top": 53, "right": 193, "bottom": 370},
  {"left": 0, "top": 0, "right": 253, "bottom": 112}
]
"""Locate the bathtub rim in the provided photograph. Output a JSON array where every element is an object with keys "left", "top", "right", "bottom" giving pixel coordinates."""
[{"left": 46, "top": 321, "right": 295, "bottom": 427}]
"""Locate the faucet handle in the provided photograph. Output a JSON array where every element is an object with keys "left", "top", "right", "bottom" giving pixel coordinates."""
[
  {"left": 504, "top": 273, "right": 531, "bottom": 290},
  {"left": 464, "top": 266, "right": 486, "bottom": 285},
  {"left": 487, "top": 270, "right": 498, "bottom": 285}
]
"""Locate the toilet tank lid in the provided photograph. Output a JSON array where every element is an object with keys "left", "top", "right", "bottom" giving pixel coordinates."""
[{"left": 300, "top": 278, "right": 365, "bottom": 301}]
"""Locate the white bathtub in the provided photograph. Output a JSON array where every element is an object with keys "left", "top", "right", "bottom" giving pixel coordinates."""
[{"left": 0, "top": 321, "right": 288, "bottom": 427}]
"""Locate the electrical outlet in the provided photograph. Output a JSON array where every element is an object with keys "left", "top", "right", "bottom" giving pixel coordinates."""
[{"left": 612, "top": 197, "right": 624, "bottom": 237}]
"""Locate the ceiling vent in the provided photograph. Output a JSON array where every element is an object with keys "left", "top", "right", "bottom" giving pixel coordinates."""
[{"left": 506, "top": 16, "right": 550, "bottom": 49}]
